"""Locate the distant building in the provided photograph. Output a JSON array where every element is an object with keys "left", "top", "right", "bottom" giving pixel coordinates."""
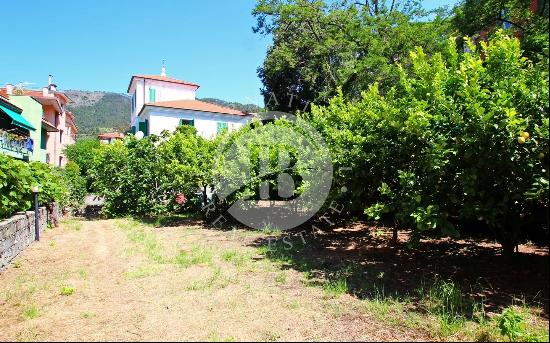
[
  {"left": 127, "top": 65, "right": 252, "bottom": 138},
  {"left": 0, "top": 94, "right": 35, "bottom": 161},
  {"left": 2, "top": 76, "right": 78, "bottom": 166},
  {"left": 98, "top": 132, "right": 125, "bottom": 144}
]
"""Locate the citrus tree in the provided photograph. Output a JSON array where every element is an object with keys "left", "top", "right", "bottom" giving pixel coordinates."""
[{"left": 308, "top": 31, "right": 549, "bottom": 255}]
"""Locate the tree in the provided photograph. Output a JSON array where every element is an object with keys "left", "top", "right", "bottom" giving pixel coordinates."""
[
  {"left": 253, "top": 0, "right": 451, "bottom": 111},
  {"left": 64, "top": 138, "right": 101, "bottom": 190},
  {"left": 452, "top": 0, "right": 549, "bottom": 61},
  {"left": 309, "top": 32, "right": 549, "bottom": 256}
]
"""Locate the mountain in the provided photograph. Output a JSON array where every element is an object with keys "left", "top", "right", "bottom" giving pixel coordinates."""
[
  {"left": 65, "top": 90, "right": 264, "bottom": 138},
  {"left": 65, "top": 90, "right": 130, "bottom": 137}
]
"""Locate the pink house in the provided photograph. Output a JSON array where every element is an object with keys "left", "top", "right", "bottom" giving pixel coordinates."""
[{"left": 3, "top": 78, "right": 77, "bottom": 167}]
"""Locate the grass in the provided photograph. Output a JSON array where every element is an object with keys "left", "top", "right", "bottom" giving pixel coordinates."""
[
  {"left": 22, "top": 305, "right": 40, "bottom": 320},
  {"left": 174, "top": 244, "right": 213, "bottom": 268},
  {"left": 59, "top": 286, "right": 75, "bottom": 296},
  {"left": 124, "top": 265, "right": 163, "bottom": 279},
  {"left": 257, "top": 233, "right": 549, "bottom": 341},
  {"left": 61, "top": 218, "right": 82, "bottom": 231},
  {"left": 117, "top": 219, "right": 165, "bottom": 263},
  {"left": 185, "top": 266, "right": 236, "bottom": 291},
  {"left": 221, "top": 249, "right": 252, "bottom": 268},
  {"left": 275, "top": 271, "right": 287, "bottom": 284}
]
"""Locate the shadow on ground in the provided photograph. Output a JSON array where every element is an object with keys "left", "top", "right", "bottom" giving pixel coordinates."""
[{"left": 248, "top": 222, "right": 549, "bottom": 317}]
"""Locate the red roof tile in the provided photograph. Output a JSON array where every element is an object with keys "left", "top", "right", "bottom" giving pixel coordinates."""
[{"left": 143, "top": 99, "right": 250, "bottom": 116}]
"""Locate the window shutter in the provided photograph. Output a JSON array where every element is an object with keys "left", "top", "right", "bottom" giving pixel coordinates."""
[
  {"left": 217, "top": 122, "right": 228, "bottom": 134},
  {"left": 138, "top": 121, "right": 146, "bottom": 135},
  {"left": 149, "top": 88, "right": 156, "bottom": 102}
]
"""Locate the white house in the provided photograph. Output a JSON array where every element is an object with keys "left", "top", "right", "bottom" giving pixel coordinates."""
[{"left": 128, "top": 66, "right": 252, "bottom": 138}]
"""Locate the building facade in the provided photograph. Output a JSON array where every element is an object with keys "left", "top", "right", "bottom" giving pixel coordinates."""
[
  {"left": 128, "top": 68, "right": 251, "bottom": 138},
  {"left": 1, "top": 77, "right": 78, "bottom": 166}
]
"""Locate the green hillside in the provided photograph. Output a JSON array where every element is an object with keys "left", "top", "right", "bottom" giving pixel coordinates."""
[
  {"left": 65, "top": 90, "right": 264, "bottom": 138},
  {"left": 65, "top": 91, "right": 130, "bottom": 137}
]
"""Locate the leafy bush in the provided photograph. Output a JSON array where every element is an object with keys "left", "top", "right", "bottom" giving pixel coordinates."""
[
  {"left": 0, "top": 153, "right": 69, "bottom": 219},
  {"left": 62, "top": 161, "right": 86, "bottom": 209},
  {"left": 499, "top": 307, "right": 526, "bottom": 342},
  {"left": 64, "top": 138, "right": 101, "bottom": 190},
  {"left": 308, "top": 31, "right": 549, "bottom": 255},
  {"left": 89, "top": 127, "right": 213, "bottom": 217}
]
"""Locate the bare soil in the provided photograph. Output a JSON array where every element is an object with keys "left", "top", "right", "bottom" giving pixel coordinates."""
[{"left": 0, "top": 218, "right": 547, "bottom": 341}]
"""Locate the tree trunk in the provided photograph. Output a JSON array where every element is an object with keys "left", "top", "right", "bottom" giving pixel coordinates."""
[
  {"left": 202, "top": 185, "right": 208, "bottom": 207},
  {"left": 392, "top": 221, "right": 398, "bottom": 244}
]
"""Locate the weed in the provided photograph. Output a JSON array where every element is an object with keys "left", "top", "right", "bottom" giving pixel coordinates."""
[
  {"left": 77, "top": 268, "right": 88, "bottom": 279},
  {"left": 124, "top": 265, "right": 162, "bottom": 279},
  {"left": 60, "top": 286, "right": 75, "bottom": 296},
  {"left": 275, "top": 271, "right": 287, "bottom": 284},
  {"left": 222, "top": 249, "right": 251, "bottom": 268},
  {"left": 13, "top": 261, "right": 21, "bottom": 269},
  {"left": 499, "top": 306, "right": 526, "bottom": 342},
  {"left": 22, "top": 305, "right": 40, "bottom": 319},
  {"left": 81, "top": 312, "right": 96, "bottom": 319}
]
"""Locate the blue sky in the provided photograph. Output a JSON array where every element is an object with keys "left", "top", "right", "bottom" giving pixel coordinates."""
[{"left": 1, "top": 0, "right": 457, "bottom": 106}]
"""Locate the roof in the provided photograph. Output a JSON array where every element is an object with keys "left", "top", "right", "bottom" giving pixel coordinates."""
[
  {"left": 140, "top": 99, "right": 250, "bottom": 116},
  {"left": 98, "top": 132, "right": 125, "bottom": 139},
  {"left": 0, "top": 88, "right": 72, "bottom": 105},
  {"left": 127, "top": 75, "right": 200, "bottom": 93}
]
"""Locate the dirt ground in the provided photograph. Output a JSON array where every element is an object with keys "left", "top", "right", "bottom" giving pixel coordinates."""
[
  {"left": 0, "top": 218, "right": 426, "bottom": 342},
  {"left": 0, "top": 218, "right": 547, "bottom": 341}
]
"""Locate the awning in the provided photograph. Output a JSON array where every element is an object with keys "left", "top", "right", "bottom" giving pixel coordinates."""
[{"left": 0, "top": 104, "right": 36, "bottom": 131}]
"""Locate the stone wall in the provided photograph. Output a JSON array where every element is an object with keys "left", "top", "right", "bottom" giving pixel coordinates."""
[{"left": 0, "top": 207, "right": 47, "bottom": 271}]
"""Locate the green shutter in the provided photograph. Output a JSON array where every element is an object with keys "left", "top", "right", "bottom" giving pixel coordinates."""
[
  {"left": 144, "top": 119, "right": 149, "bottom": 136},
  {"left": 217, "top": 122, "right": 228, "bottom": 134},
  {"left": 149, "top": 88, "right": 156, "bottom": 102},
  {"left": 131, "top": 126, "right": 136, "bottom": 134},
  {"left": 138, "top": 121, "right": 146, "bottom": 135}
]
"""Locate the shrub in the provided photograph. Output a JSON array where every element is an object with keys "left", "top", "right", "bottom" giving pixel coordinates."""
[
  {"left": 89, "top": 128, "right": 213, "bottom": 217},
  {"left": 64, "top": 138, "right": 100, "bottom": 190},
  {"left": 62, "top": 161, "right": 86, "bottom": 209},
  {"left": 0, "top": 153, "right": 68, "bottom": 219},
  {"left": 309, "top": 31, "right": 549, "bottom": 255}
]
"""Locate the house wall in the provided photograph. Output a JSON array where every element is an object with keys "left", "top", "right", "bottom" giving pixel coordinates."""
[
  {"left": 144, "top": 107, "right": 250, "bottom": 139},
  {"left": 7, "top": 96, "right": 46, "bottom": 162},
  {"left": 129, "top": 78, "right": 197, "bottom": 128}
]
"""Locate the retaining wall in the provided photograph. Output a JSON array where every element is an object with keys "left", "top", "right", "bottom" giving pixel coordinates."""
[{"left": 0, "top": 207, "right": 47, "bottom": 271}]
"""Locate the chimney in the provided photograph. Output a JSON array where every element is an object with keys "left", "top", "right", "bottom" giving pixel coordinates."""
[
  {"left": 5, "top": 84, "right": 14, "bottom": 95},
  {"left": 160, "top": 60, "right": 166, "bottom": 77},
  {"left": 47, "top": 74, "right": 57, "bottom": 92},
  {"left": 42, "top": 87, "right": 49, "bottom": 96}
]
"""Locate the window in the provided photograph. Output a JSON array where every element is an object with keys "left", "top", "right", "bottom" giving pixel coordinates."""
[
  {"left": 59, "top": 156, "right": 63, "bottom": 167},
  {"left": 148, "top": 88, "right": 156, "bottom": 102},
  {"left": 217, "top": 122, "right": 228, "bottom": 134},
  {"left": 59, "top": 130, "right": 63, "bottom": 143},
  {"left": 179, "top": 119, "right": 194, "bottom": 127}
]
